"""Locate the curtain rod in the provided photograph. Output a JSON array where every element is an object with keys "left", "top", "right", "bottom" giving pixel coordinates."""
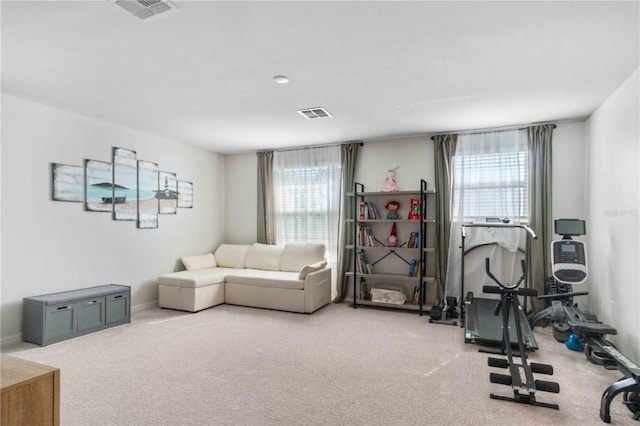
[
  {"left": 273, "top": 141, "right": 363, "bottom": 153},
  {"left": 429, "top": 122, "right": 557, "bottom": 140}
]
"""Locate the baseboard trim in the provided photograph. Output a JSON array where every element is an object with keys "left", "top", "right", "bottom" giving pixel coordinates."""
[
  {"left": 132, "top": 300, "right": 158, "bottom": 313},
  {"left": 1, "top": 332, "right": 22, "bottom": 346}
]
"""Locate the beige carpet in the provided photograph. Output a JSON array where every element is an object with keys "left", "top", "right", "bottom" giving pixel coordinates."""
[{"left": 2, "top": 303, "right": 636, "bottom": 425}]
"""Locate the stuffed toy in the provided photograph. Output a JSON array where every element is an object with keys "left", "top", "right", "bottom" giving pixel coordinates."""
[
  {"left": 385, "top": 200, "right": 400, "bottom": 219},
  {"left": 381, "top": 166, "right": 399, "bottom": 192},
  {"left": 388, "top": 222, "right": 398, "bottom": 247}
]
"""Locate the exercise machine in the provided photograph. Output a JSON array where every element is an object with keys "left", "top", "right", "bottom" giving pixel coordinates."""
[
  {"left": 484, "top": 257, "right": 560, "bottom": 409},
  {"left": 529, "top": 218, "right": 590, "bottom": 341},
  {"left": 536, "top": 297, "right": 640, "bottom": 422},
  {"left": 463, "top": 221, "right": 539, "bottom": 351},
  {"left": 567, "top": 307, "right": 640, "bottom": 422},
  {"left": 529, "top": 218, "right": 640, "bottom": 422},
  {"left": 428, "top": 296, "right": 459, "bottom": 326}
]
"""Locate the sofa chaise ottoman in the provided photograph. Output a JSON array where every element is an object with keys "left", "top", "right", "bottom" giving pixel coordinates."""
[{"left": 158, "top": 243, "right": 331, "bottom": 314}]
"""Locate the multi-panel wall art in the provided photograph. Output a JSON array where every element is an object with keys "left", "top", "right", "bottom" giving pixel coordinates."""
[
  {"left": 85, "top": 160, "right": 114, "bottom": 213},
  {"left": 177, "top": 180, "right": 194, "bottom": 209},
  {"left": 159, "top": 171, "right": 178, "bottom": 214},
  {"left": 137, "top": 160, "right": 159, "bottom": 229},
  {"left": 52, "top": 164, "right": 84, "bottom": 202},
  {"left": 113, "top": 147, "right": 138, "bottom": 221},
  {"left": 51, "top": 147, "right": 193, "bottom": 229}
]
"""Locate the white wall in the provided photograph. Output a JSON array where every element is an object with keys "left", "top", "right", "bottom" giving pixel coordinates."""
[
  {"left": 1, "top": 94, "right": 225, "bottom": 343},
  {"left": 552, "top": 122, "right": 587, "bottom": 220},
  {"left": 354, "top": 136, "right": 435, "bottom": 191},
  {"left": 586, "top": 68, "right": 640, "bottom": 363},
  {"left": 224, "top": 152, "right": 257, "bottom": 244}
]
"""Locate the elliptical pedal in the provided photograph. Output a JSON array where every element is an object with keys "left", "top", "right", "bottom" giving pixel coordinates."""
[
  {"left": 488, "top": 358, "right": 554, "bottom": 375},
  {"left": 535, "top": 379, "right": 561, "bottom": 393},
  {"left": 487, "top": 357, "right": 509, "bottom": 369},
  {"left": 489, "top": 372, "right": 512, "bottom": 385},
  {"left": 530, "top": 362, "right": 554, "bottom": 375}
]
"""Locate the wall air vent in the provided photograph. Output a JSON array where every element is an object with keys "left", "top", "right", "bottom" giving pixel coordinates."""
[
  {"left": 297, "top": 107, "right": 332, "bottom": 119},
  {"left": 114, "top": 0, "right": 179, "bottom": 21}
]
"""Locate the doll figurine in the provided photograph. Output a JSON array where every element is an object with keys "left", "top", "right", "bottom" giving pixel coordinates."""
[{"left": 385, "top": 201, "right": 400, "bottom": 219}]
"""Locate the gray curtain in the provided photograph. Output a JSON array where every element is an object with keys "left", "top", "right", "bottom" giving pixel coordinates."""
[
  {"left": 256, "top": 151, "right": 276, "bottom": 244},
  {"left": 433, "top": 134, "right": 457, "bottom": 305},
  {"left": 526, "top": 124, "right": 554, "bottom": 313},
  {"left": 334, "top": 142, "right": 360, "bottom": 302}
]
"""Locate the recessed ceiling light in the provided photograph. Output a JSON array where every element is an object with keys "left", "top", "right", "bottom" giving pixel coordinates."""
[{"left": 273, "top": 75, "right": 290, "bottom": 84}]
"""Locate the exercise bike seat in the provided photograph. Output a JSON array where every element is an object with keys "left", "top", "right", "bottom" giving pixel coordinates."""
[{"left": 570, "top": 321, "right": 617, "bottom": 336}]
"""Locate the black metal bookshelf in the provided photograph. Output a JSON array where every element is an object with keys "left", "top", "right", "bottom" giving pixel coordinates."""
[{"left": 346, "top": 179, "right": 436, "bottom": 316}]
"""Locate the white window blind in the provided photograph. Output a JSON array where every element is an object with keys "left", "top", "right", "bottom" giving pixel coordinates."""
[
  {"left": 273, "top": 146, "right": 341, "bottom": 264},
  {"left": 451, "top": 130, "right": 529, "bottom": 221},
  {"left": 274, "top": 166, "right": 340, "bottom": 242}
]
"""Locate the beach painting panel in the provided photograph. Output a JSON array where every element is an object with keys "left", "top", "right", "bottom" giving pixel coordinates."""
[
  {"left": 52, "top": 163, "right": 84, "bottom": 202},
  {"left": 85, "top": 159, "right": 114, "bottom": 213},
  {"left": 112, "top": 147, "right": 138, "bottom": 221},
  {"left": 158, "top": 171, "right": 178, "bottom": 214},
  {"left": 177, "top": 181, "right": 193, "bottom": 208},
  {"left": 137, "top": 160, "right": 159, "bottom": 229}
]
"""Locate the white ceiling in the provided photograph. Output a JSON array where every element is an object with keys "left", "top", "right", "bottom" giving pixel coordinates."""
[{"left": 2, "top": 1, "right": 639, "bottom": 154}]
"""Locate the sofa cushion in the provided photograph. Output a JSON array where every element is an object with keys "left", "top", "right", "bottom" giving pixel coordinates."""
[
  {"left": 225, "top": 269, "right": 304, "bottom": 290},
  {"left": 280, "top": 243, "right": 326, "bottom": 272},
  {"left": 181, "top": 253, "right": 216, "bottom": 271},
  {"left": 214, "top": 244, "right": 251, "bottom": 269},
  {"left": 298, "top": 261, "right": 328, "bottom": 280},
  {"left": 158, "top": 268, "right": 239, "bottom": 288},
  {"left": 244, "top": 243, "right": 284, "bottom": 271}
]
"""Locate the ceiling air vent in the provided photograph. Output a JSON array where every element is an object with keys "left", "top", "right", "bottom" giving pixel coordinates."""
[
  {"left": 297, "top": 107, "right": 332, "bottom": 120},
  {"left": 114, "top": 0, "right": 179, "bottom": 21}
]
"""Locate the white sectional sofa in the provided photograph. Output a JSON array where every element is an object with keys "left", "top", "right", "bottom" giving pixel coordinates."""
[{"left": 158, "top": 243, "right": 331, "bottom": 314}]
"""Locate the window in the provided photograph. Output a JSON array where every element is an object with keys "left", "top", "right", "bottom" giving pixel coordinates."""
[
  {"left": 273, "top": 146, "right": 341, "bottom": 264},
  {"left": 451, "top": 129, "right": 528, "bottom": 221},
  {"left": 444, "top": 129, "right": 530, "bottom": 304}
]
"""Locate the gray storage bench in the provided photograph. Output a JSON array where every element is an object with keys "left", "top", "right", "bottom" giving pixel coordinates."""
[{"left": 23, "top": 284, "right": 130, "bottom": 346}]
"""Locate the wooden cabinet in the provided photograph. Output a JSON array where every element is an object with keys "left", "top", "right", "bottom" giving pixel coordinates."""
[
  {"left": 23, "top": 284, "right": 130, "bottom": 346},
  {"left": 346, "top": 179, "right": 437, "bottom": 315},
  {"left": 1, "top": 355, "right": 60, "bottom": 426}
]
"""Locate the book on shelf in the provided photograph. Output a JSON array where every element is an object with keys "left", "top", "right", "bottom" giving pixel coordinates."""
[
  {"left": 359, "top": 277, "right": 370, "bottom": 300},
  {"left": 406, "top": 231, "right": 421, "bottom": 248},
  {"left": 411, "top": 286, "right": 421, "bottom": 304},
  {"left": 407, "top": 259, "right": 417, "bottom": 276},
  {"left": 406, "top": 259, "right": 424, "bottom": 277},
  {"left": 409, "top": 198, "right": 422, "bottom": 220},
  {"left": 358, "top": 201, "right": 381, "bottom": 220},
  {"left": 369, "top": 202, "right": 380, "bottom": 219},
  {"left": 357, "top": 225, "right": 376, "bottom": 247},
  {"left": 356, "top": 252, "right": 374, "bottom": 274}
]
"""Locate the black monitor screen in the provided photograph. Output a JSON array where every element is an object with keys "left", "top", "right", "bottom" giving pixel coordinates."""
[{"left": 555, "top": 219, "right": 586, "bottom": 236}]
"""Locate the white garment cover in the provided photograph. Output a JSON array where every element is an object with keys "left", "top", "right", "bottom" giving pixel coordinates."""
[{"left": 445, "top": 225, "right": 526, "bottom": 301}]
